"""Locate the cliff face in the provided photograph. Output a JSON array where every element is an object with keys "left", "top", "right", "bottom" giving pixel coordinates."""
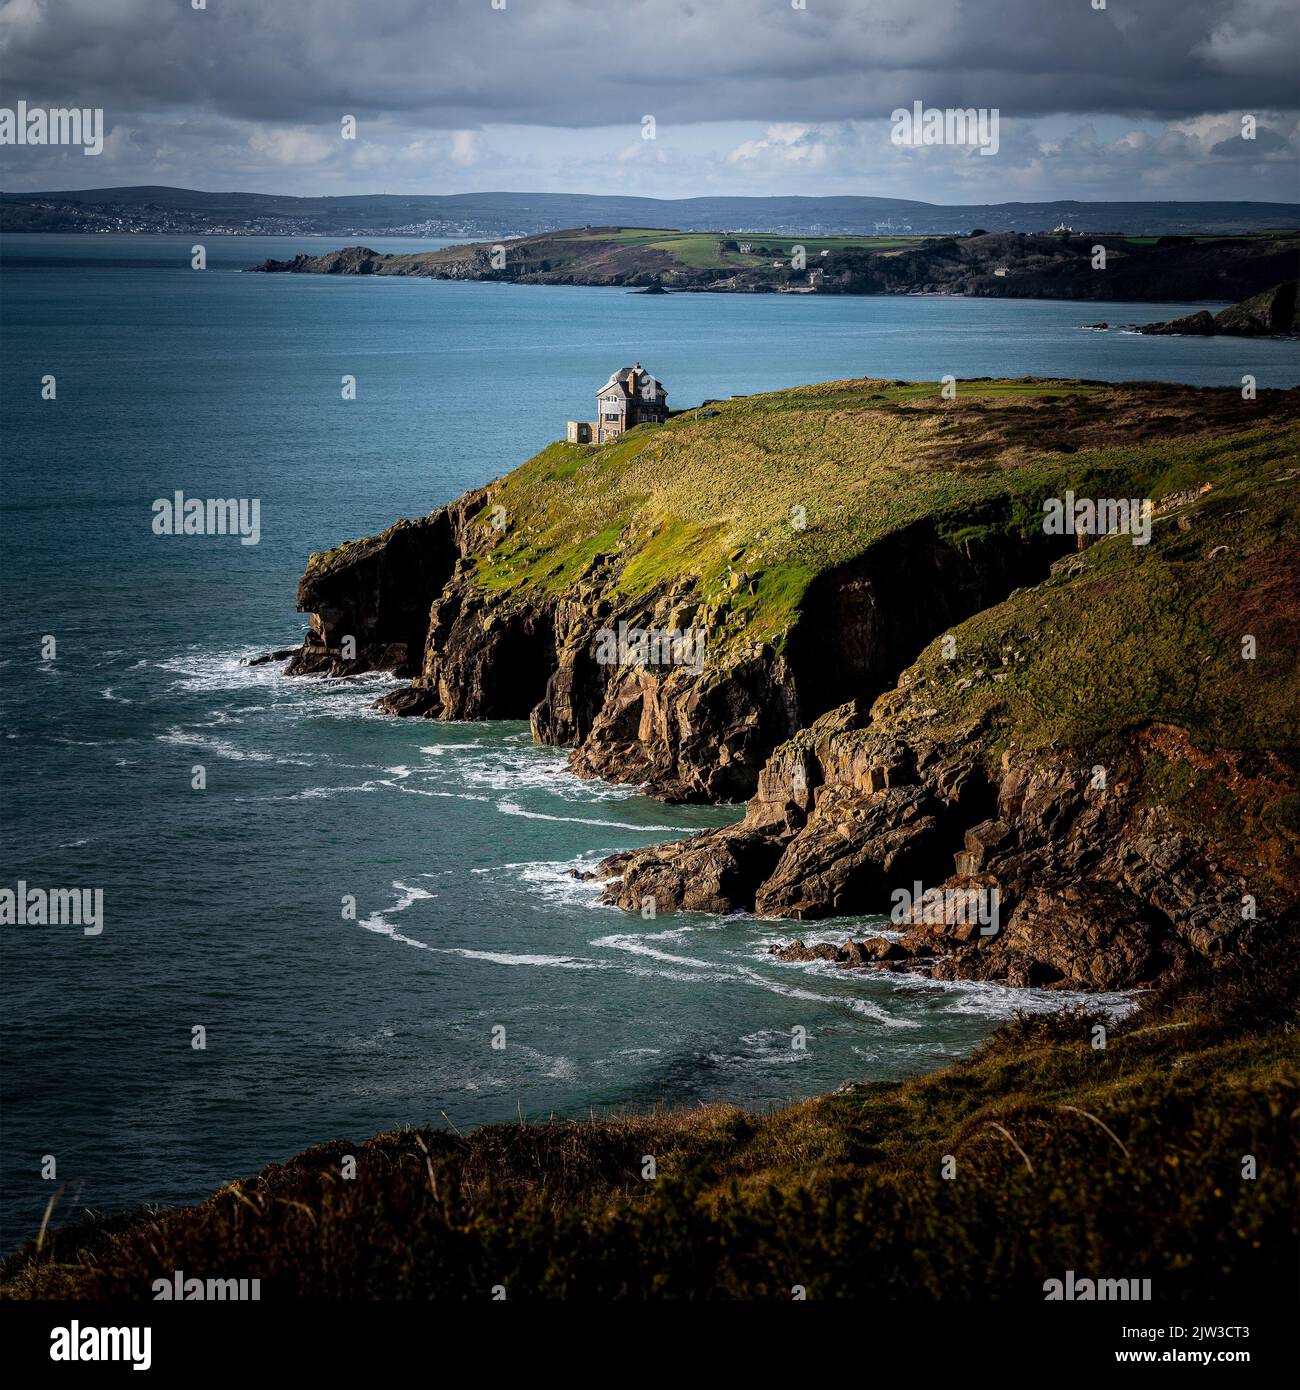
[
  {"left": 280, "top": 378, "right": 1300, "bottom": 987},
  {"left": 286, "top": 511, "right": 463, "bottom": 678},
  {"left": 601, "top": 466, "right": 1300, "bottom": 990}
]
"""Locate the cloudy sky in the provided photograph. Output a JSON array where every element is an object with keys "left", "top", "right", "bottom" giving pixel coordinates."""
[{"left": 1, "top": 0, "right": 1297, "bottom": 203}]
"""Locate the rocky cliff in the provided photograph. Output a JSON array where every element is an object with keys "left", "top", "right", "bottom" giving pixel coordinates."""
[{"left": 280, "top": 378, "right": 1300, "bottom": 987}]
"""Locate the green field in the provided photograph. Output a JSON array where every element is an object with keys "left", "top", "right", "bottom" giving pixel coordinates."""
[{"left": 563, "top": 226, "right": 923, "bottom": 269}]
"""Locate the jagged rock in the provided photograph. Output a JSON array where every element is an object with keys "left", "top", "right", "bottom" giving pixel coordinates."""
[
  {"left": 375, "top": 687, "right": 441, "bottom": 717},
  {"left": 285, "top": 499, "right": 1066, "bottom": 800},
  {"left": 767, "top": 939, "right": 839, "bottom": 963},
  {"left": 840, "top": 939, "right": 869, "bottom": 966},
  {"left": 767, "top": 935, "right": 913, "bottom": 968},
  {"left": 1138, "top": 282, "right": 1298, "bottom": 338},
  {"left": 600, "top": 825, "right": 785, "bottom": 913},
  {"left": 284, "top": 514, "right": 457, "bottom": 678},
  {"left": 242, "top": 647, "right": 300, "bottom": 667}
]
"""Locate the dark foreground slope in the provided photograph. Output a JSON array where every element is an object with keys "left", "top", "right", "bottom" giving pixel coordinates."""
[{"left": 3, "top": 942, "right": 1294, "bottom": 1299}]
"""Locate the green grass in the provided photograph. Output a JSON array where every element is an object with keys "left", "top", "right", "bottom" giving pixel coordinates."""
[
  {"left": 897, "top": 450, "right": 1300, "bottom": 760},
  {"left": 5, "top": 937, "right": 1293, "bottom": 1299},
  {"left": 555, "top": 227, "right": 927, "bottom": 270},
  {"left": 465, "top": 378, "right": 1300, "bottom": 660}
]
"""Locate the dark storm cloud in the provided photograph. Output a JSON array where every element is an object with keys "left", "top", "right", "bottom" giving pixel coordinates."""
[{"left": 1, "top": 0, "right": 1296, "bottom": 128}]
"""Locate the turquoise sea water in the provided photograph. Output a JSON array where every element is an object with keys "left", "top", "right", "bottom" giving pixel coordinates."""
[{"left": 2, "top": 234, "right": 1294, "bottom": 1248}]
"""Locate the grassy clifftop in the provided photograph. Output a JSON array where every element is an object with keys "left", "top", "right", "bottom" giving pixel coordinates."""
[{"left": 471, "top": 378, "right": 1300, "bottom": 659}]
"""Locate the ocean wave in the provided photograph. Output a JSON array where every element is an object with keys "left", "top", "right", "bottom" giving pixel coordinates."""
[
  {"left": 156, "top": 728, "right": 316, "bottom": 766},
  {"left": 497, "top": 798, "right": 690, "bottom": 831},
  {"left": 457, "top": 746, "right": 640, "bottom": 802},
  {"left": 435, "top": 947, "right": 609, "bottom": 971},
  {"left": 591, "top": 929, "right": 917, "bottom": 1027},
  {"left": 751, "top": 921, "right": 1135, "bottom": 1022},
  {"left": 473, "top": 854, "right": 615, "bottom": 910}
]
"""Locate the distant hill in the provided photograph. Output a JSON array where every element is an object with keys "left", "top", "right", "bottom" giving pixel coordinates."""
[{"left": 2, "top": 185, "right": 1297, "bottom": 238}]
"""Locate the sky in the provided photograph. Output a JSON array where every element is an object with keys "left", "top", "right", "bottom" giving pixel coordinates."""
[{"left": 0, "top": 0, "right": 1297, "bottom": 204}]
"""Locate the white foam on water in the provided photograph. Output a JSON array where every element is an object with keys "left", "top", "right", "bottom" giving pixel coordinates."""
[
  {"left": 157, "top": 647, "right": 402, "bottom": 722},
  {"left": 508, "top": 1044, "right": 579, "bottom": 1081},
  {"left": 458, "top": 746, "right": 640, "bottom": 802},
  {"left": 394, "top": 786, "right": 493, "bottom": 802},
  {"left": 358, "top": 916, "right": 430, "bottom": 951},
  {"left": 436, "top": 947, "right": 608, "bottom": 971},
  {"left": 475, "top": 854, "right": 615, "bottom": 911},
  {"left": 391, "top": 880, "right": 436, "bottom": 913},
  {"left": 590, "top": 930, "right": 720, "bottom": 971},
  {"left": 497, "top": 797, "right": 689, "bottom": 832},
  {"left": 915, "top": 973, "right": 1138, "bottom": 1021},
  {"left": 753, "top": 919, "right": 1138, "bottom": 1023},
  {"left": 591, "top": 929, "right": 916, "bottom": 1027},
  {"left": 156, "top": 728, "right": 315, "bottom": 766}
]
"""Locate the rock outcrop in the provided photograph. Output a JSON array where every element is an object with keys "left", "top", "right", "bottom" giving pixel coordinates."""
[
  {"left": 284, "top": 505, "right": 1066, "bottom": 801},
  {"left": 1137, "top": 281, "right": 1298, "bottom": 337},
  {"left": 285, "top": 512, "right": 462, "bottom": 677}
]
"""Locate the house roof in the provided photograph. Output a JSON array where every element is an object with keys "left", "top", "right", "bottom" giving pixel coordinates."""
[{"left": 596, "top": 363, "right": 665, "bottom": 400}]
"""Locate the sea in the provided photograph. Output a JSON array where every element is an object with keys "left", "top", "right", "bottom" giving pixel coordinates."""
[{"left": 2, "top": 233, "right": 1295, "bottom": 1248}]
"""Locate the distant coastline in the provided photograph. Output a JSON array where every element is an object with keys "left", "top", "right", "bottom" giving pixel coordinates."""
[{"left": 246, "top": 225, "right": 1300, "bottom": 307}]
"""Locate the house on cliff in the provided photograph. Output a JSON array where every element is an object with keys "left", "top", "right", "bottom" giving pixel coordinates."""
[{"left": 568, "top": 363, "right": 668, "bottom": 445}]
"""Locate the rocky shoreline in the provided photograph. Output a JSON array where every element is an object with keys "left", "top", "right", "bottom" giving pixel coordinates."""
[{"left": 268, "top": 378, "right": 1300, "bottom": 995}]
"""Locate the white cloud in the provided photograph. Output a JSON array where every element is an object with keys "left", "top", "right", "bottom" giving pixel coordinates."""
[
  {"left": 450, "top": 130, "right": 479, "bottom": 166},
  {"left": 727, "top": 124, "right": 828, "bottom": 167},
  {"left": 247, "top": 126, "right": 334, "bottom": 167}
]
